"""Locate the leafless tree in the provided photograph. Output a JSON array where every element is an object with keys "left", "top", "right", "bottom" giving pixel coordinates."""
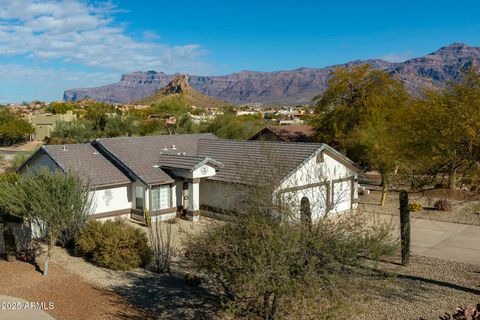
[{"left": 148, "top": 219, "right": 175, "bottom": 273}]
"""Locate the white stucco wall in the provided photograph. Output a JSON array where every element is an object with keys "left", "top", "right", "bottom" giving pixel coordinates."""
[
  {"left": 281, "top": 151, "right": 355, "bottom": 188},
  {"left": 200, "top": 180, "right": 246, "bottom": 211},
  {"left": 280, "top": 150, "right": 357, "bottom": 218},
  {"left": 89, "top": 184, "right": 131, "bottom": 215},
  {"left": 24, "top": 151, "right": 134, "bottom": 218},
  {"left": 199, "top": 150, "right": 358, "bottom": 219}
]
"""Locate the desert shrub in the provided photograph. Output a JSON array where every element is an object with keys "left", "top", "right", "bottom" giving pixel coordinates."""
[
  {"left": 76, "top": 220, "right": 152, "bottom": 271},
  {"left": 434, "top": 199, "right": 452, "bottom": 211},
  {"left": 185, "top": 210, "right": 397, "bottom": 319},
  {"left": 408, "top": 203, "right": 422, "bottom": 212}
]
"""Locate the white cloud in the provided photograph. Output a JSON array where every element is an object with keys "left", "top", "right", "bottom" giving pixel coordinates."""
[
  {"left": 0, "top": 0, "right": 208, "bottom": 73},
  {"left": 379, "top": 51, "right": 413, "bottom": 63}
]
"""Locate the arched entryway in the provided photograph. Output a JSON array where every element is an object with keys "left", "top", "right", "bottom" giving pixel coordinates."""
[{"left": 300, "top": 196, "right": 312, "bottom": 225}]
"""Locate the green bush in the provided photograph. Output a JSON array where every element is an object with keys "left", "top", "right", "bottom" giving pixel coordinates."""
[
  {"left": 408, "top": 203, "right": 422, "bottom": 212},
  {"left": 76, "top": 220, "right": 152, "bottom": 271}
]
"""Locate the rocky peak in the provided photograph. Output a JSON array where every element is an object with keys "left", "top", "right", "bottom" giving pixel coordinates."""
[
  {"left": 163, "top": 75, "right": 190, "bottom": 94},
  {"left": 430, "top": 42, "right": 477, "bottom": 57}
]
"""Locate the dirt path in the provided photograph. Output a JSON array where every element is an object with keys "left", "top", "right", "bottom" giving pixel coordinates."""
[{"left": 0, "top": 260, "right": 150, "bottom": 320}]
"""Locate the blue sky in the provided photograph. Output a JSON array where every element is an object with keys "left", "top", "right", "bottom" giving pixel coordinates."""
[{"left": 1, "top": 0, "right": 480, "bottom": 102}]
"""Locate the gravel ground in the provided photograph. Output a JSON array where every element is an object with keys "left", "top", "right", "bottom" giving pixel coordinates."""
[
  {"left": 358, "top": 190, "right": 480, "bottom": 225},
  {"left": 51, "top": 216, "right": 479, "bottom": 320},
  {"left": 354, "top": 255, "right": 480, "bottom": 320},
  {"left": 0, "top": 259, "right": 150, "bottom": 320}
]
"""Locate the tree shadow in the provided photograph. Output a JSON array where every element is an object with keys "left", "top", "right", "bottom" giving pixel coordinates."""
[{"left": 109, "top": 268, "right": 221, "bottom": 320}]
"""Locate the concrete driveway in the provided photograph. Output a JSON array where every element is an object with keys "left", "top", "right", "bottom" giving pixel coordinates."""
[
  {"left": 377, "top": 214, "right": 480, "bottom": 265},
  {"left": 0, "top": 296, "right": 55, "bottom": 320}
]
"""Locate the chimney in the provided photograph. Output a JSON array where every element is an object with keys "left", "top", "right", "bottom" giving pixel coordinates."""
[{"left": 62, "top": 145, "right": 67, "bottom": 152}]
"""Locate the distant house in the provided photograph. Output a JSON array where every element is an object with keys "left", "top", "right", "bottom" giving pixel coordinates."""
[
  {"left": 19, "top": 133, "right": 358, "bottom": 223},
  {"left": 249, "top": 125, "right": 315, "bottom": 142},
  {"left": 26, "top": 111, "right": 77, "bottom": 141}
]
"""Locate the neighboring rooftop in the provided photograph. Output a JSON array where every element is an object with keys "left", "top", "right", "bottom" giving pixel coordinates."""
[{"left": 249, "top": 125, "right": 315, "bottom": 142}]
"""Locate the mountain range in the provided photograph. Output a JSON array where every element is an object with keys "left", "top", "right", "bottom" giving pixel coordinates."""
[{"left": 64, "top": 43, "right": 480, "bottom": 105}]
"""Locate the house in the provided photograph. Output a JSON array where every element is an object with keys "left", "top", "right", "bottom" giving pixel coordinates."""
[
  {"left": 249, "top": 125, "right": 315, "bottom": 142},
  {"left": 25, "top": 111, "right": 77, "bottom": 141},
  {"left": 18, "top": 133, "right": 359, "bottom": 223}
]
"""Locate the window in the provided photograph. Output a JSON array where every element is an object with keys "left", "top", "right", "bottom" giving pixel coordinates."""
[
  {"left": 151, "top": 185, "right": 171, "bottom": 211},
  {"left": 135, "top": 185, "right": 144, "bottom": 211}
]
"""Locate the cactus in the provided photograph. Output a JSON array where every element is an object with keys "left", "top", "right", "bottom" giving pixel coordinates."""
[
  {"left": 143, "top": 209, "right": 152, "bottom": 227},
  {"left": 399, "top": 190, "right": 410, "bottom": 266}
]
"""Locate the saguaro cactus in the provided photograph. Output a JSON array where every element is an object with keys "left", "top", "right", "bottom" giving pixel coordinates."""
[{"left": 399, "top": 190, "right": 410, "bottom": 266}]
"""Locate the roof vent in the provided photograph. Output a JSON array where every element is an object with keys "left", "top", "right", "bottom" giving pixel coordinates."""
[
  {"left": 93, "top": 150, "right": 99, "bottom": 155},
  {"left": 62, "top": 145, "right": 67, "bottom": 152},
  {"left": 182, "top": 152, "right": 186, "bottom": 156},
  {"left": 162, "top": 145, "right": 168, "bottom": 151},
  {"left": 171, "top": 144, "right": 176, "bottom": 150}
]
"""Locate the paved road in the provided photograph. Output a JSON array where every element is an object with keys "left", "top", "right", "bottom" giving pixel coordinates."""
[
  {"left": 0, "top": 295, "right": 55, "bottom": 320},
  {"left": 377, "top": 214, "right": 480, "bottom": 265}
]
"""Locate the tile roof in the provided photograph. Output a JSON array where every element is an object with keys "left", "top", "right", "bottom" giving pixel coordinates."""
[
  {"left": 197, "top": 139, "right": 323, "bottom": 184},
  {"left": 158, "top": 154, "right": 223, "bottom": 171},
  {"left": 42, "top": 144, "right": 130, "bottom": 187},
  {"left": 95, "top": 133, "right": 217, "bottom": 185},
  {"left": 250, "top": 125, "right": 315, "bottom": 142},
  {"left": 24, "top": 133, "right": 355, "bottom": 188}
]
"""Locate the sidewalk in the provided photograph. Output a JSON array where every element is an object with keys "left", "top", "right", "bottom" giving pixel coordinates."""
[
  {"left": 0, "top": 295, "right": 54, "bottom": 320},
  {"left": 376, "top": 214, "right": 480, "bottom": 265}
]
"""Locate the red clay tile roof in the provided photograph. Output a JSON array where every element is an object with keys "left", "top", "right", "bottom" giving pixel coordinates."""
[{"left": 250, "top": 125, "right": 315, "bottom": 142}]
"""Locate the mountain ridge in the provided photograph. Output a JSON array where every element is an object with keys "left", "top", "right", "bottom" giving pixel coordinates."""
[{"left": 64, "top": 43, "right": 480, "bottom": 105}]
